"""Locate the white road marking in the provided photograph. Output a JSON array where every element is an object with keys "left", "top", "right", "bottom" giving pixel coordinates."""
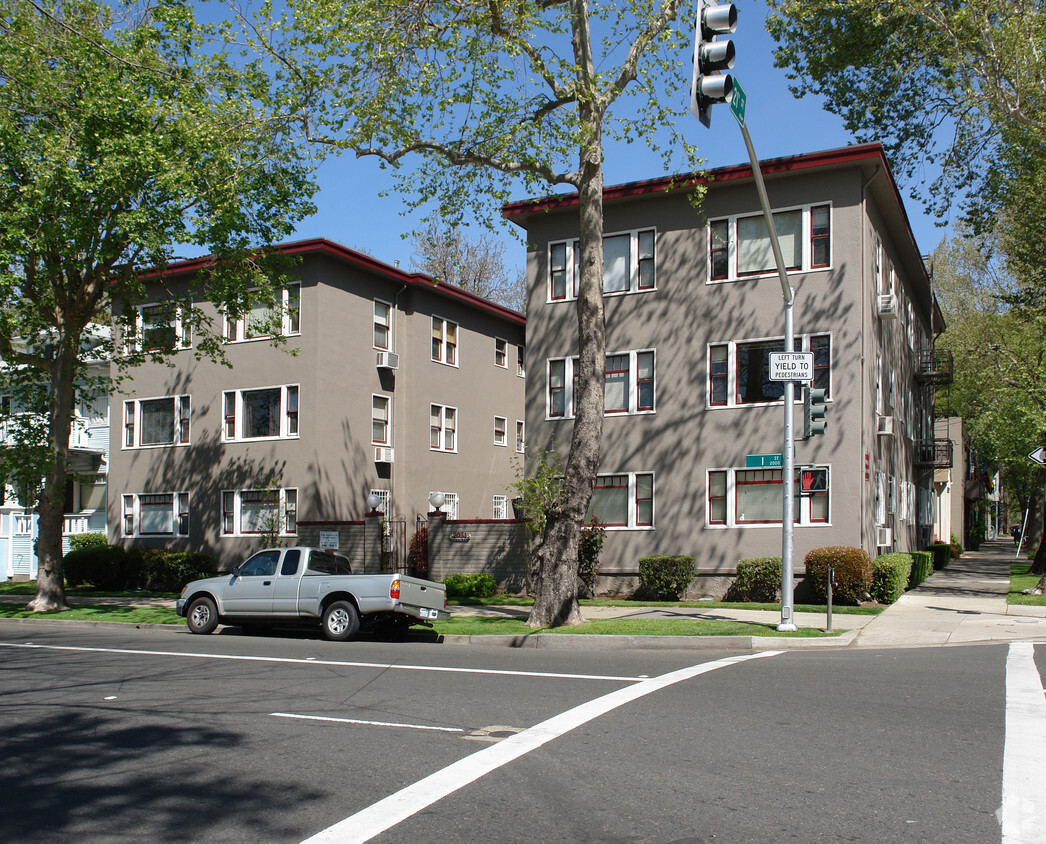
[
  {"left": 299, "top": 651, "right": 783, "bottom": 844},
  {"left": 271, "top": 713, "right": 464, "bottom": 733},
  {"left": 0, "top": 641, "right": 639, "bottom": 683},
  {"left": 1002, "top": 642, "right": 1046, "bottom": 844}
]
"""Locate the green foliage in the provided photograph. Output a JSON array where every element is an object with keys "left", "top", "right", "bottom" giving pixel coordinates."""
[
  {"left": 804, "top": 546, "right": 873, "bottom": 606},
  {"left": 950, "top": 533, "right": 964, "bottom": 559},
  {"left": 64, "top": 545, "right": 214, "bottom": 591},
  {"left": 510, "top": 447, "right": 563, "bottom": 537},
  {"left": 63, "top": 545, "right": 131, "bottom": 591},
  {"left": 576, "top": 517, "right": 606, "bottom": 595},
  {"left": 909, "top": 551, "right": 933, "bottom": 587},
  {"left": 730, "top": 557, "right": 782, "bottom": 603},
  {"left": 928, "top": 543, "right": 952, "bottom": 570},
  {"left": 68, "top": 532, "right": 108, "bottom": 551},
  {"left": 443, "top": 573, "right": 498, "bottom": 599},
  {"left": 638, "top": 555, "right": 695, "bottom": 601},
  {"left": 872, "top": 554, "right": 913, "bottom": 605},
  {"left": 408, "top": 527, "right": 428, "bottom": 579}
]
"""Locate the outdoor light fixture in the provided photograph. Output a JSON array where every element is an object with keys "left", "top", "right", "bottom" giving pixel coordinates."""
[
  {"left": 428, "top": 491, "right": 445, "bottom": 512},
  {"left": 366, "top": 493, "right": 381, "bottom": 514}
]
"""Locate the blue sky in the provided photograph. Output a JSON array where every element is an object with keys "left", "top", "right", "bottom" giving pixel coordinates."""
[{"left": 287, "top": 1, "right": 950, "bottom": 274}]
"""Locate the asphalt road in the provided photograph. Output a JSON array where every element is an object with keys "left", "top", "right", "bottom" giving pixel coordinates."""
[{"left": 1, "top": 622, "right": 1042, "bottom": 843}]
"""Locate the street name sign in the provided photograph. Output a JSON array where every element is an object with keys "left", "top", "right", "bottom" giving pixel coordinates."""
[
  {"left": 729, "top": 77, "right": 747, "bottom": 127},
  {"left": 769, "top": 352, "right": 813, "bottom": 382},
  {"left": 746, "top": 453, "right": 782, "bottom": 469},
  {"left": 1029, "top": 446, "right": 1046, "bottom": 466}
]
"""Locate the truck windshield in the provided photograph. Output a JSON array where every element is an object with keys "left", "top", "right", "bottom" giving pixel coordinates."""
[{"left": 305, "top": 552, "right": 353, "bottom": 575}]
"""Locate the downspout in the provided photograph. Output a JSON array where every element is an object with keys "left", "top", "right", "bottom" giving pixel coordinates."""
[
  {"left": 390, "top": 282, "right": 408, "bottom": 521},
  {"left": 860, "top": 165, "right": 880, "bottom": 554}
]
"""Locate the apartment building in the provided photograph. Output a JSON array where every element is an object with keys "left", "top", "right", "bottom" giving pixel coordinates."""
[
  {"left": 108, "top": 238, "right": 526, "bottom": 569},
  {"left": 504, "top": 143, "right": 952, "bottom": 592}
]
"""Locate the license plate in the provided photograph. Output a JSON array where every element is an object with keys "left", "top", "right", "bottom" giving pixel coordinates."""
[{"left": 423, "top": 608, "right": 438, "bottom": 619}]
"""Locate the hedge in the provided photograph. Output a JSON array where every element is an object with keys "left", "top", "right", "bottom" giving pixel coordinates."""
[
  {"left": 63, "top": 545, "right": 214, "bottom": 591},
  {"left": 638, "top": 555, "right": 695, "bottom": 601},
  {"left": 909, "top": 551, "right": 933, "bottom": 588},
  {"left": 443, "top": 572, "right": 498, "bottom": 598},
  {"left": 872, "top": 553, "right": 912, "bottom": 605},
  {"left": 804, "top": 546, "right": 873, "bottom": 605},
  {"left": 731, "top": 556, "right": 781, "bottom": 602},
  {"left": 928, "top": 543, "right": 951, "bottom": 570}
]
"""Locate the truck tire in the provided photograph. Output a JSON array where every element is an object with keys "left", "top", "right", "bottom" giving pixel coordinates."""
[
  {"left": 186, "top": 596, "right": 219, "bottom": 635},
  {"left": 322, "top": 600, "right": 360, "bottom": 641}
]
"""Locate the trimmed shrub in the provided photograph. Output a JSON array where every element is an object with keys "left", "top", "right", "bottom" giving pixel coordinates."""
[
  {"left": 63, "top": 545, "right": 130, "bottom": 590},
  {"left": 909, "top": 551, "right": 933, "bottom": 587},
  {"left": 134, "top": 549, "right": 214, "bottom": 592},
  {"left": 407, "top": 527, "right": 428, "bottom": 579},
  {"left": 872, "top": 553, "right": 912, "bottom": 605},
  {"left": 577, "top": 517, "right": 606, "bottom": 595},
  {"left": 68, "top": 532, "right": 108, "bottom": 551},
  {"left": 949, "top": 533, "right": 963, "bottom": 558},
  {"left": 443, "top": 572, "right": 498, "bottom": 598},
  {"left": 928, "top": 543, "right": 951, "bottom": 570},
  {"left": 638, "top": 555, "right": 695, "bottom": 601},
  {"left": 804, "top": 546, "right": 873, "bottom": 605},
  {"left": 731, "top": 556, "right": 782, "bottom": 602}
]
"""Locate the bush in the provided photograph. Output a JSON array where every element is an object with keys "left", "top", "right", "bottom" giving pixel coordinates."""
[
  {"left": 804, "top": 546, "right": 873, "bottom": 605},
  {"left": 872, "top": 553, "right": 912, "bottom": 604},
  {"left": 909, "top": 551, "right": 933, "bottom": 587},
  {"left": 68, "top": 532, "right": 108, "bottom": 551},
  {"left": 407, "top": 527, "right": 428, "bottom": 579},
  {"left": 63, "top": 545, "right": 130, "bottom": 590},
  {"left": 134, "top": 549, "right": 214, "bottom": 592},
  {"left": 928, "top": 543, "right": 951, "bottom": 570},
  {"left": 731, "top": 556, "right": 781, "bottom": 602},
  {"left": 638, "top": 555, "right": 695, "bottom": 601},
  {"left": 949, "top": 533, "right": 963, "bottom": 558},
  {"left": 577, "top": 518, "right": 606, "bottom": 595},
  {"left": 443, "top": 572, "right": 498, "bottom": 598}
]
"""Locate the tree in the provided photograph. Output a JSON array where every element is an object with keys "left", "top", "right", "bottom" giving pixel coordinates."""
[
  {"left": 411, "top": 222, "right": 526, "bottom": 313},
  {"left": 0, "top": 0, "right": 316, "bottom": 611},
  {"left": 253, "top": 0, "right": 701, "bottom": 626}
]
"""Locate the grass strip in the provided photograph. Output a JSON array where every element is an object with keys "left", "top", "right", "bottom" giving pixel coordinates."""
[
  {"left": 429, "top": 617, "right": 841, "bottom": 637},
  {"left": 1009, "top": 563, "right": 1046, "bottom": 606},
  {"left": 0, "top": 604, "right": 181, "bottom": 624},
  {"left": 452, "top": 596, "right": 880, "bottom": 615},
  {"left": 0, "top": 581, "right": 177, "bottom": 599}
]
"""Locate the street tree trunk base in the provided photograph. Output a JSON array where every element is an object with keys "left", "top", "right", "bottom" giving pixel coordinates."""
[{"left": 25, "top": 595, "right": 69, "bottom": 613}]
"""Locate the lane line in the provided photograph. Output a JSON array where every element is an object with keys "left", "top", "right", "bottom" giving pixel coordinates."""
[
  {"left": 1002, "top": 642, "right": 1046, "bottom": 844},
  {"left": 271, "top": 713, "right": 465, "bottom": 733},
  {"left": 300, "top": 650, "right": 783, "bottom": 844},
  {"left": 0, "top": 641, "right": 639, "bottom": 683}
]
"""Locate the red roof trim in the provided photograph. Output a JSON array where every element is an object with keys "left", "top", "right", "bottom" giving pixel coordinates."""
[{"left": 145, "top": 237, "right": 525, "bottom": 326}]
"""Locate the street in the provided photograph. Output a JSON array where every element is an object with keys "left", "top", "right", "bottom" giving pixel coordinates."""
[{"left": 2, "top": 623, "right": 1043, "bottom": 843}]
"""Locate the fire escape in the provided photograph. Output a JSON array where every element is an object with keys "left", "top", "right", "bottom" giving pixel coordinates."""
[{"left": 915, "top": 347, "right": 954, "bottom": 468}]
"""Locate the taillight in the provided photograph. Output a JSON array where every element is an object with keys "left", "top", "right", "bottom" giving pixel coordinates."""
[{"left": 390, "top": 579, "right": 400, "bottom": 600}]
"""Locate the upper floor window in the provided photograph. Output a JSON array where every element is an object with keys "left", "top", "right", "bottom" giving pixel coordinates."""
[
  {"left": 372, "top": 395, "right": 390, "bottom": 445},
  {"left": 223, "top": 384, "right": 300, "bottom": 441},
  {"left": 221, "top": 487, "right": 297, "bottom": 536},
  {"left": 708, "top": 334, "right": 831, "bottom": 408},
  {"left": 547, "top": 350, "right": 656, "bottom": 419},
  {"left": 432, "top": 316, "right": 458, "bottom": 366},
  {"left": 122, "top": 491, "right": 190, "bottom": 537},
  {"left": 708, "top": 204, "right": 831, "bottom": 282},
  {"left": 495, "top": 337, "right": 508, "bottom": 368},
  {"left": 494, "top": 416, "right": 507, "bottom": 447},
  {"left": 430, "top": 404, "right": 457, "bottom": 452},
  {"left": 516, "top": 420, "right": 525, "bottom": 453},
  {"left": 225, "top": 283, "right": 301, "bottom": 342},
  {"left": 137, "top": 303, "right": 192, "bottom": 352},
  {"left": 517, "top": 345, "right": 526, "bottom": 377},
  {"left": 548, "top": 229, "right": 656, "bottom": 301},
  {"left": 123, "top": 395, "right": 190, "bottom": 448},
  {"left": 374, "top": 299, "right": 391, "bottom": 350}
]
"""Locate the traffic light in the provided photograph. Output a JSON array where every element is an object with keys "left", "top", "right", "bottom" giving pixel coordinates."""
[
  {"left": 689, "top": 0, "right": 738, "bottom": 128},
  {"left": 803, "top": 386, "right": 828, "bottom": 438}
]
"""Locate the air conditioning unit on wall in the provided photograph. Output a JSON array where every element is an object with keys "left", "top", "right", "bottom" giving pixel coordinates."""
[
  {"left": 876, "top": 526, "right": 893, "bottom": 547},
  {"left": 877, "top": 294, "right": 898, "bottom": 319},
  {"left": 877, "top": 415, "right": 895, "bottom": 436},
  {"left": 376, "top": 351, "right": 400, "bottom": 370},
  {"left": 374, "top": 447, "right": 395, "bottom": 463}
]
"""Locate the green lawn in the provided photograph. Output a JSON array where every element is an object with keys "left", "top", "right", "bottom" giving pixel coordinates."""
[
  {"left": 0, "top": 580, "right": 177, "bottom": 599},
  {"left": 0, "top": 603, "right": 180, "bottom": 624},
  {"left": 1009, "top": 564, "right": 1046, "bottom": 606}
]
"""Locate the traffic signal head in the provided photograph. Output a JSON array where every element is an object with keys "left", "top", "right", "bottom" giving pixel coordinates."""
[
  {"left": 690, "top": 0, "right": 738, "bottom": 128},
  {"left": 803, "top": 386, "right": 828, "bottom": 438}
]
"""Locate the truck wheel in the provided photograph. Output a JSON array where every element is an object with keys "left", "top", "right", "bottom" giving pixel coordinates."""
[
  {"left": 186, "top": 597, "right": 219, "bottom": 635},
  {"left": 322, "top": 601, "right": 360, "bottom": 641}
]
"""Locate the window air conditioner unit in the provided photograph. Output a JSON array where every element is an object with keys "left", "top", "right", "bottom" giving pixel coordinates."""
[
  {"left": 376, "top": 351, "right": 400, "bottom": 370},
  {"left": 876, "top": 415, "right": 895, "bottom": 436},
  {"left": 877, "top": 294, "right": 898, "bottom": 319},
  {"left": 876, "top": 526, "right": 892, "bottom": 547},
  {"left": 374, "top": 447, "right": 395, "bottom": 464}
]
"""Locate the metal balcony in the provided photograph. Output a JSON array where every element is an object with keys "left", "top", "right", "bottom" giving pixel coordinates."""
[
  {"left": 915, "top": 438, "right": 953, "bottom": 468},
  {"left": 915, "top": 348, "right": 954, "bottom": 386}
]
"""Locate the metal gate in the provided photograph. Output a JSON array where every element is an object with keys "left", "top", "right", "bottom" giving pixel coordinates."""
[{"left": 383, "top": 514, "right": 409, "bottom": 574}]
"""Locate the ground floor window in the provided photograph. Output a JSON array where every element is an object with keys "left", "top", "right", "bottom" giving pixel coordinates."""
[
  {"left": 221, "top": 487, "right": 297, "bottom": 537},
  {"left": 122, "top": 491, "right": 190, "bottom": 537},
  {"left": 706, "top": 466, "right": 829, "bottom": 527},
  {"left": 587, "top": 472, "right": 654, "bottom": 529}
]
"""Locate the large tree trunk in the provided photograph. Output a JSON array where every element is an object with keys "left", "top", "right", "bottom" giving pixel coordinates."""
[{"left": 26, "top": 342, "right": 78, "bottom": 613}]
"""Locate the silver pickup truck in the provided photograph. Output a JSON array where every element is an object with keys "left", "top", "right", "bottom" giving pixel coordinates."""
[{"left": 176, "top": 546, "right": 448, "bottom": 641}]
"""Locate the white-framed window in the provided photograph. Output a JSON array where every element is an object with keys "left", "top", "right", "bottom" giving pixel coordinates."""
[
  {"left": 492, "top": 494, "right": 508, "bottom": 520},
  {"left": 123, "top": 395, "right": 190, "bottom": 448},
  {"left": 373, "top": 298, "right": 392, "bottom": 350},
  {"left": 516, "top": 420, "right": 525, "bottom": 453},
  {"left": 222, "top": 385, "right": 299, "bottom": 441},
  {"left": 372, "top": 395, "right": 391, "bottom": 445},
  {"left": 548, "top": 228, "right": 656, "bottom": 301},
  {"left": 221, "top": 487, "right": 297, "bottom": 536},
  {"left": 369, "top": 488, "right": 391, "bottom": 516},
  {"left": 587, "top": 472, "right": 654, "bottom": 529},
  {"left": 547, "top": 349, "right": 656, "bottom": 419},
  {"left": 135, "top": 303, "right": 192, "bottom": 352},
  {"left": 431, "top": 316, "right": 458, "bottom": 366},
  {"left": 707, "top": 334, "right": 830, "bottom": 408},
  {"left": 706, "top": 466, "right": 830, "bottom": 528},
  {"left": 224, "top": 282, "right": 301, "bottom": 341},
  {"left": 493, "top": 416, "right": 507, "bottom": 447},
  {"left": 430, "top": 404, "right": 457, "bottom": 452},
  {"left": 875, "top": 472, "right": 886, "bottom": 525},
  {"left": 430, "top": 491, "right": 459, "bottom": 520},
  {"left": 517, "top": 345, "right": 526, "bottom": 377},
  {"left": 122, "top": 492, "right": 190, "bottom": 537},
  {"left": 708, "top": 203, "right": 831, "bottom": 283},
  {"left": 494, "top": 337, "right": 508, "bottom": 368}
]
